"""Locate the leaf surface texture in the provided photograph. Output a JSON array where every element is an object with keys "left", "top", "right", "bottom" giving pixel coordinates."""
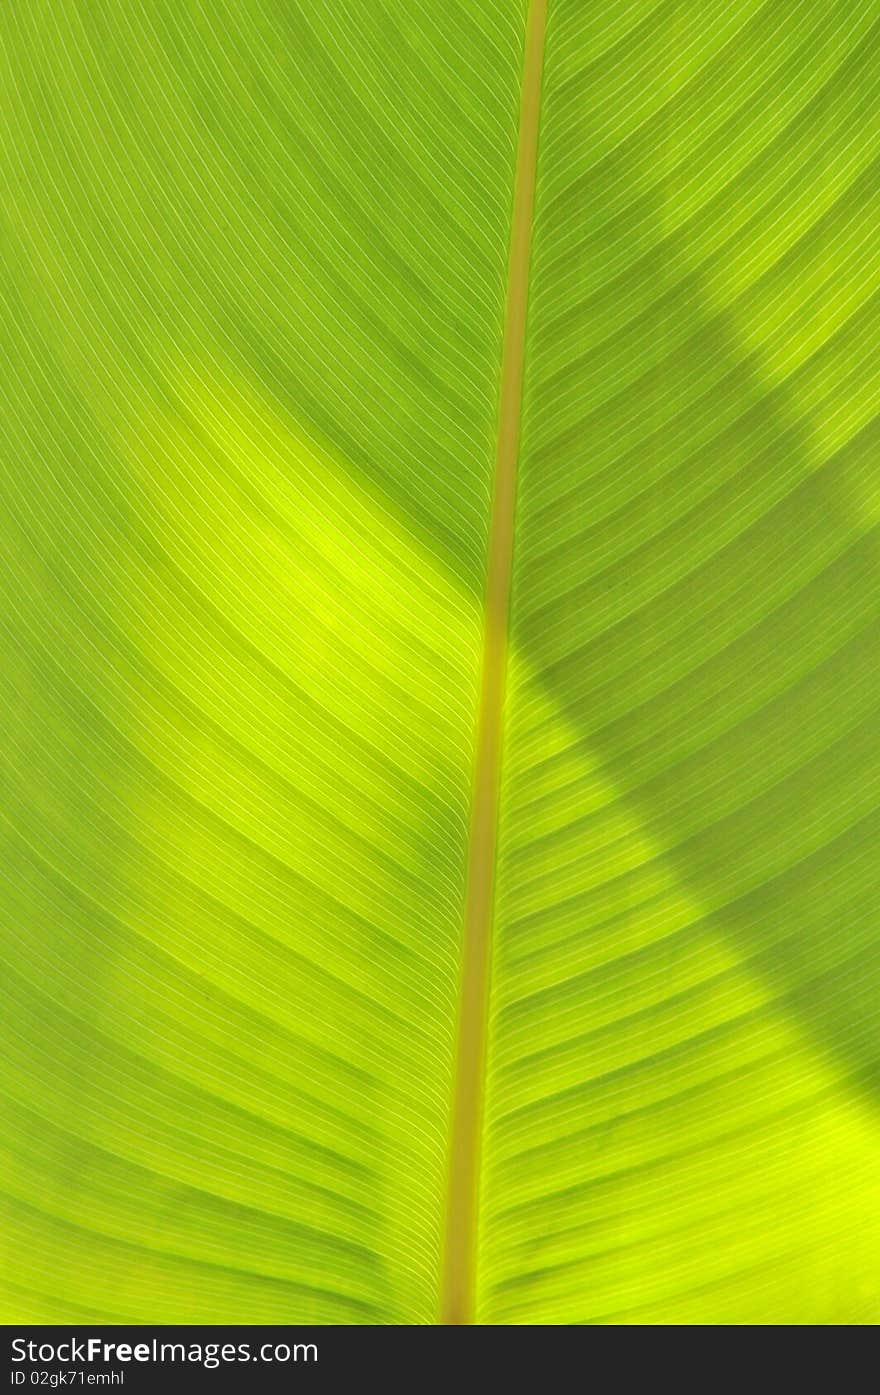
[{"left": 1, "top": 0, "right": 879, "bottom": 1324}]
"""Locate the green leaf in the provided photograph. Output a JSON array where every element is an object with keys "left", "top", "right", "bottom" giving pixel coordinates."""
[{"left": 1, "top": 0, "right": 878, "bottom": 1325}]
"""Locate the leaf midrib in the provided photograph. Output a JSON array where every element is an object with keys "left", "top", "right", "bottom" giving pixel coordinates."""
[{"left": 440, "top": 0, "right": 549, "bottom": 1327}]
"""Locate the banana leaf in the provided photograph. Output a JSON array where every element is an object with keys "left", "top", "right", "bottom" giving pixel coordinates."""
[{"left": 1, "top": 0, "right": 878, "bottom": 1324}]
